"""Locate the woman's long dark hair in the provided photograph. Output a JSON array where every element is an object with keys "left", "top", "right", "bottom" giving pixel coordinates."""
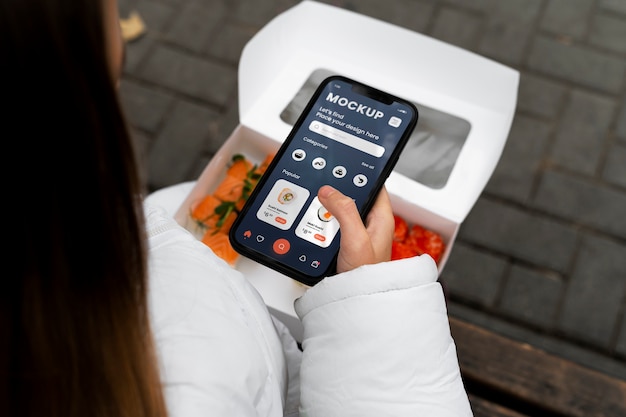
[{"left": 0, "top": 0, "right": 167, "bottom": 415}]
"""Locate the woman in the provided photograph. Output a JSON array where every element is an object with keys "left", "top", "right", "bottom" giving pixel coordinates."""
[
  {"left": 2, "top": 0, "right": 472, "bottom": 416},
  {"left": 2, "top": 0, "right": 167, "bottom": 415}
]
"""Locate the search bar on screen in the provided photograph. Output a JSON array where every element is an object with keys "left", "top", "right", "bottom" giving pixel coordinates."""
[{"left": 309, "top": 121, "right": 385, "bottom": 158}]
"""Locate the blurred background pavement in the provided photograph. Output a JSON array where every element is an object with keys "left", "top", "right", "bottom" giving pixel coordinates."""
[{"left": 118, "top": 0, "right": 626, "bottom": 381}]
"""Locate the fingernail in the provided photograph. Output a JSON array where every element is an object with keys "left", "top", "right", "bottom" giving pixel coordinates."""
[{"left": 318, "top": 185, "right": 335, "bottom": 198}]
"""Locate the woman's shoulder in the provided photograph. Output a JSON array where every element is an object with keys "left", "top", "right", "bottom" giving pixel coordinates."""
[{"left": 144, "top": 181, "right": 196, "bottom": 219}]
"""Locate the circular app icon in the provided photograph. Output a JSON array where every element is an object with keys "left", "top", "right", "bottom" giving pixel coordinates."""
[
  {"left": 292, "top": 149, "right": 306, "bottom": 161},
  {"left": 272, "top": 238, "right": 291, "bottom": 255},
  {"left": 353, "top": 174, "right": 368, "bottom": 187},
  {"left": 332, "top": 165, "right": 347, "bottom": 178},
  {"left": 311, "top": 157, "right": 326, "bottom": 170}
]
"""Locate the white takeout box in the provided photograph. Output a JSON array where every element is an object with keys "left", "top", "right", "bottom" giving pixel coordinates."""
[{"left": 174, "top": 0, "right": 519, "bottom": 341}]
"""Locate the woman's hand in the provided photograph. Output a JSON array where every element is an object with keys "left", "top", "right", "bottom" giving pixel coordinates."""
[{"left": 317, "top": 185, "right": 394, "bottom": 273}]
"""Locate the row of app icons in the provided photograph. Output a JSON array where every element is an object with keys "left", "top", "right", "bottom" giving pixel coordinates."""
[
  {"left": 291, "top": 148, "right": 368, "bottom": 187},
  {"left": 242, "top": 231, "right": 321, "bottom": 268}
]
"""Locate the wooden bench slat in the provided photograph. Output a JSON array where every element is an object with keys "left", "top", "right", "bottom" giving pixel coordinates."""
[
  {"left": 468, "top": 394, "right": 529, "bottom": 417},
  {"left": 450, "top": 317, "right": 626, "bottom": 417}
]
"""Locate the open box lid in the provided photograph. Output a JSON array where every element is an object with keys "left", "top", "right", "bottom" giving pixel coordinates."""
[{"left": 238, "top": 0, "right": 519, "bottom": 224}]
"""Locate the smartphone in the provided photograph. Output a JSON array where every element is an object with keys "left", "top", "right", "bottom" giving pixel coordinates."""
[{"left": 229, "top": 75, "right": 418, "bottom": 286}]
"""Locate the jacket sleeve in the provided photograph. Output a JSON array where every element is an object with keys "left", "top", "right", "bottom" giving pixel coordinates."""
[
  {"left": 145, "top": 204, "right": 289, "bottom": 417},
  {"left": 294, "top": 255, "right": 473, "bottom": 417}
]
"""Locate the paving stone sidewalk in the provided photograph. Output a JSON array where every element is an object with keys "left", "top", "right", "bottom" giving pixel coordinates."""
[{"left": 119, "top": 0, "right": 626, "bottom": 380}]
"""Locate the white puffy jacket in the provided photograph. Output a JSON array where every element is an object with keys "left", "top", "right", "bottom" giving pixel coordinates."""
[{"left": 145, "top": 183, "right": 472, "bottom": 417}]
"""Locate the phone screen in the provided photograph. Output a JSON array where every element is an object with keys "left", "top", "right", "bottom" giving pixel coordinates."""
[{"left": 230, "top": 75, "right": 418, "bottom": 286}]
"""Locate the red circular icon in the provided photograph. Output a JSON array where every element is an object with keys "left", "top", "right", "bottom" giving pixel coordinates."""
[{"left": 272, "top": 238, "right": 291, "bottom": 255}]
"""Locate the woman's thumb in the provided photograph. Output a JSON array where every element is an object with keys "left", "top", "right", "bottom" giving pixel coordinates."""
[{"left": 317, "top": 185, "right": 365, "bottom": 239}]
